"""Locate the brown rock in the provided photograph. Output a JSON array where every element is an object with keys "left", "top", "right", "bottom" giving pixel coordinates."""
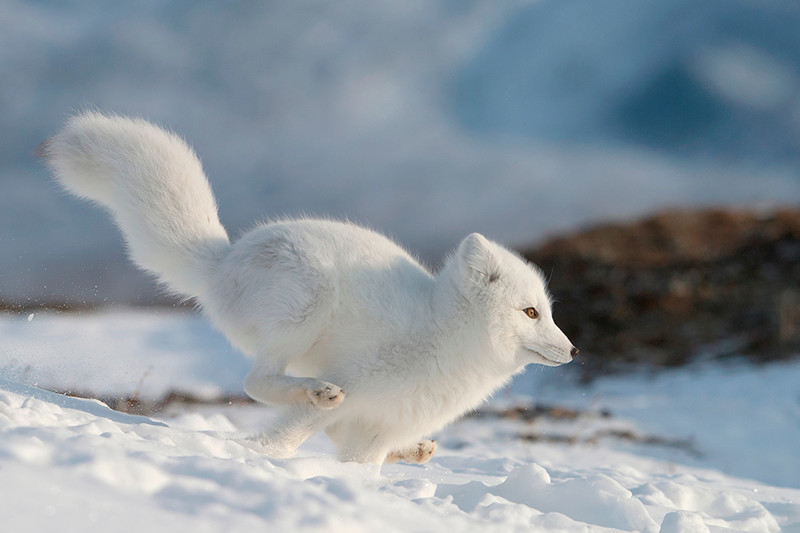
[{"left": 522, "top": 207, "right": 800, "bottom": 380}]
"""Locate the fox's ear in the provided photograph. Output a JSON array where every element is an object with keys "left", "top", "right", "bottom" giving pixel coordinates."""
[{"left": 455, "top": 233, "right": 501, "bottom": 285}]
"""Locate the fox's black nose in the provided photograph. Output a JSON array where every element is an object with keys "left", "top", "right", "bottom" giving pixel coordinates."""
[{"left": 570, "top": 346, "right": 579, "bottom": 358}]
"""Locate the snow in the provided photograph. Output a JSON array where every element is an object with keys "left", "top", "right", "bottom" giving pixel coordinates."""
[
  {"left": 0, "top": 310, "right": 248, "bottom": 398},
  {"left": 1, "top": 310, "right": 799, "bottom": 532},
  {"left": 520, "top": 360, "right": 800, "bottom": 489}
]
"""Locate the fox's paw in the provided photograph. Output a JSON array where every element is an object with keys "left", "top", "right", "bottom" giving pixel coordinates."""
[
  {"left": 386, "top": 439, "right": 437, "bottom": 464},
  {"left": 408, "top": 439, "right": 437, "bottom": 464},
  {"left": 307, "top": 382, "right": 345, "bottom": 409}
]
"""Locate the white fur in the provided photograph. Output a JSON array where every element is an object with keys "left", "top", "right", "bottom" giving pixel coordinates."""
[{"left": 44, "top": 113, "right": 577, "bottom": 464}]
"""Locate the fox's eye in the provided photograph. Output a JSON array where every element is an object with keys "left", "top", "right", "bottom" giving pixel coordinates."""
[{"left": 523, "top": 307, "right": 539, "bottom": 319}]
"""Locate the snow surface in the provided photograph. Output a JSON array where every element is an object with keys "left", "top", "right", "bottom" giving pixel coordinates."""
[{"left": 1, "top": 310, "right": 799, "bottom": 532}]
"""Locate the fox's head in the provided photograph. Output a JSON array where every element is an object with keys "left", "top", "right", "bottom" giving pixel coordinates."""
[{"left": 450, "top": 233, "right": 577, "bottom": 368}]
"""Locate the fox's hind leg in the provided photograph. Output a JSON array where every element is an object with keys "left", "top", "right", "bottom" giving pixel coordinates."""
[
  {"left": 243, "top": 328, "right": 344, "bottom": 456},
  {"left": 209, "top": 228, "right": 345, "bottom": 409},
  {"left": 242, "top": 317, "right": 345, "bottom": 409},
  {"left": 244, "top": 358, "right": 344, "bottom": 409}
]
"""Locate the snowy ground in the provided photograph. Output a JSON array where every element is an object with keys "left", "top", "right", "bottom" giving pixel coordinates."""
[{"left": 1, "top": 310, "right": 799, "bottom": 532}]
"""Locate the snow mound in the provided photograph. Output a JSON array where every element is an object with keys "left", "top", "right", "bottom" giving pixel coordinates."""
[{"left": 1, "top": 378, "right": 797, "bottom": 532}]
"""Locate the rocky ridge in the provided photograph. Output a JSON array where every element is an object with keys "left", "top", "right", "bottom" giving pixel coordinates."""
[{"left": 523, "top": 207, "right": 800, "bottom": 379}]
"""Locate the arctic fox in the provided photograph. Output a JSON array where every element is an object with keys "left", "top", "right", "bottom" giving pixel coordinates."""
[{"left": 42, "top": 112, "right": 578, "bottom": 464}]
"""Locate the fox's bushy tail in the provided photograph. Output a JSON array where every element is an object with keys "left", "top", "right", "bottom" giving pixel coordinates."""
[{"left": 42, "top": 112, "right": 231, "bottom": 298}]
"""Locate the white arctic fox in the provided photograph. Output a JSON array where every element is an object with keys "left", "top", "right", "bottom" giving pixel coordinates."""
[{"left": 43, "top": 112, "right": 577, "bottom": 464}]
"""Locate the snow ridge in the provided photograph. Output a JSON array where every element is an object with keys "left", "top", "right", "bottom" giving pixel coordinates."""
[{"left": 1, "top": 377, "right": 796, "bottom": 532}]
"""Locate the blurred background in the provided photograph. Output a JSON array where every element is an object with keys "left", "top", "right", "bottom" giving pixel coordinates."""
[{"left": 1, "top": 0, "right": 799, "bottom": 374}]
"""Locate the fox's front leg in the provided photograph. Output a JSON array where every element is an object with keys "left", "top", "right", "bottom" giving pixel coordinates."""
[
  {"left": 385, "top": 440, "right": 438, "bottom": 464},
  {"left": 255, "top": 403, "right": 341, "bottom": 458},
  {"left": 326, "top": 419, "right": 438, "bottom": 464}
]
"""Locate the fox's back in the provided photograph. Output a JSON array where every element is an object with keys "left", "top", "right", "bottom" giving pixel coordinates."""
[
  {"left": 277, "top": 219, "right": 436, "bottom": 333},
  {"left": 206, "top": 218, "right": 436, "bottom": 361}
]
